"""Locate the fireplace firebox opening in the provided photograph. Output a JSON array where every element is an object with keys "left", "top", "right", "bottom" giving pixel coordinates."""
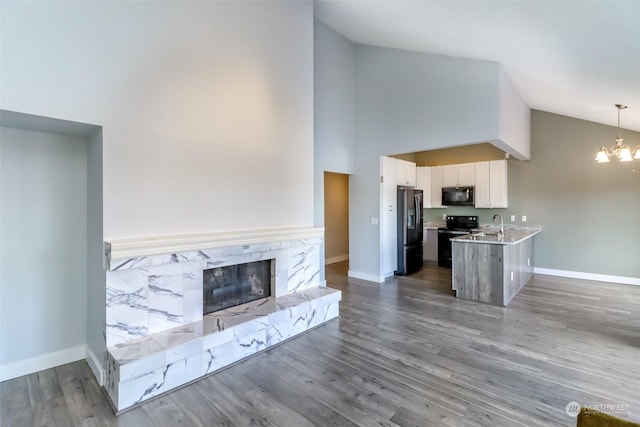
[{"left": 203, "top": 259, "right": 273, "bottom": 315}]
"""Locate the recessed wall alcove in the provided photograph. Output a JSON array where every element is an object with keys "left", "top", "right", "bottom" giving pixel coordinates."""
[{"left": 0, "top": 110, "right": 105, "bottom": 383}]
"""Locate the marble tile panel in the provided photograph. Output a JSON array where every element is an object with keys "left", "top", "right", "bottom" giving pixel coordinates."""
[
  {"left": 202, "top": 325, "right": 235, "bottom": 350},
  {"left": 109, "top": 335, "right": 161, "bottom": 363},
  {"left": 150, "top": 253, "right": 189, "bottom": 266},
  {"left": 163, "top": 361, "right": 187, "bottom": 392},
  {"left": 233, "top": 329, "right": 268, "bottom": 359},
  {"left": 165, "top": 339, "right": 202, "bottom": 365},
  {"left": 201, "top": 340, "right": 237, "bottom": 376},
  {"left": 151, "top": 325, "right": 202, "bottom": 364},
  {"left": 106, "top": 268, "right": 150, "bottom": 346},
  {"left": 299, "top": 263, "right": 320, "bottom": 291},
  {"left": 118, "top": 352, "right": 166, "bottom": 383},
  {"left": 265, "top": 322, "right": 289, "bottom": 347},
  {"left": 287, "top": 265, "right": 306, "bottom": 293},
  {"left": 305, "top": 308, "right": 321, "bottom": 330},
  {"left": 277, "top": 295, "right": 312, "bottom": 317},
  {"left": 323, "top": 302, "right": 340, "bottom": 322},
  {"left": 182, "top": 261, "right": 204, "bottom": 292},
  {"left": 275, "top": 268, "right": 288, "bottom": 298},
  {"left": 104, "top": 353, "right": 119, "bottom": 403},
  {"left": 183, "top": 261, "right": 204, "bottom": 323},
  {"left": 267, "top": 306, "right": 290, "bottom": 325},
  {"left": 230, "top": 316, "right": 268, "bottom": 339},
  {"left": 183, "top": 289, "right": 203, "bottom": 324},
  {"left": 198, "top": 248, "right": 226, "bottom": 261},
  {"left": 302, "top": 287, "right": 342, "bottom": 305},
  {"left": 185, "top": 354, "right": 202, "bottom": 383},
  {"left": 288, "top": 246, "right": 313, "bottom": 271},
  {"left": 111, "top": 256, "right": 152, "bottom": 272},
  {"left": 148, "top": 263, "right": 185, "bottom": 334},
  {"left": 118, "top": 367, "right": 165, "bottom": 409},
  {"left": 201, "top": 349, "right": 219, "bottom": 376},
  {"left": 288, "top": 312, "right": 308, "bottom": 337}
]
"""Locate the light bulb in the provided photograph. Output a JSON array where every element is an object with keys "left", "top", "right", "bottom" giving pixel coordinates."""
[
  {"left": 619, "top": 147, "right": 633, "bottom": 161},
  {"left": 595, "top": 149, "right": 610, "bottom": 163}
]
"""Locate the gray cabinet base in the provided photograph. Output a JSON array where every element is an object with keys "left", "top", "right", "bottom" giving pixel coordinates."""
[{"left": 452, "top": 238, "right": 534, "bottom": 306}]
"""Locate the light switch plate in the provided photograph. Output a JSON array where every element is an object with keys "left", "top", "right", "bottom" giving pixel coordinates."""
[
  {"left": 522, "top": 215, "right": 527, "bottom": 222},
  {"left": 371, "top": 217, "right": 378, "bottom": 226}
]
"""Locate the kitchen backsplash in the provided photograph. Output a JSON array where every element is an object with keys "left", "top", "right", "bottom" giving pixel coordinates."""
[{"left": 423, "top": 207, "right": 523, "bottom": 226}]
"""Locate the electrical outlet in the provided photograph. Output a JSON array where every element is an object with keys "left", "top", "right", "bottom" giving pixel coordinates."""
[
  {"left": 510, "top": 215, "right": 516, "bottom": 222},
  {"left": 443, "top": 214, "right": 447, "bottom": 220},
  {"left": 522, "top": 215, "right": 527, "bottom": 222}
]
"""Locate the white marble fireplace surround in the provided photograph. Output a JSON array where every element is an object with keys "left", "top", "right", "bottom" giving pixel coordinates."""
[{"left": 102, "top": 227, "right": 341, "bottom": 412}]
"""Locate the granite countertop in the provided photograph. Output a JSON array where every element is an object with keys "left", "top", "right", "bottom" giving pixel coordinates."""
[{"left": 451, "top": 225, "right": 541, "bottom": 245}]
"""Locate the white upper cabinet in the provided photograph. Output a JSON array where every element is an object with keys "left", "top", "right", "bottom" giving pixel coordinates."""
[
  {"left": 429, "top": 166, "right": 446, "bottom": 208},
  {"left": 475, "top": 159, "right": 508, "bottom": 208},
  {"left": 458, "top": 163, "right": 476, "bottom": 186},
  {"left": 395, "top": 158, "right": 417, "bottom": 187},
  {"left": 416, "top": 166, "right": 431, "bottom": 207},
  {"left": 442, "top": 163, "right": 475, "bottom": 187}
]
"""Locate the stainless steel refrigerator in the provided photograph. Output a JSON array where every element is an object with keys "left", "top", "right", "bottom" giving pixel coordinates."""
[{"left": 395, "top": 187, "right": 424, "bottom": 276}]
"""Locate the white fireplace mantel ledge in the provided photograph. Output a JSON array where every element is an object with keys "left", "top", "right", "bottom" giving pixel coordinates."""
[{"left": 105, "top": 226, "right": 324, "bottom": 263}]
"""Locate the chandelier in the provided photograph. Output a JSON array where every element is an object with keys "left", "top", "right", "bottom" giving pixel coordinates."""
[{"left": 595, "top": 104, "right": 640, "bottom": 162}]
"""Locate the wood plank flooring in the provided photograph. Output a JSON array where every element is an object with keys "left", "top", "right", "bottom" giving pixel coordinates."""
[{"left": 2, "top": 261, "right": 639, "bottom": 426}]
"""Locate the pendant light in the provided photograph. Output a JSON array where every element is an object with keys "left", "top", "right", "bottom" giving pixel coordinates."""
[{"left": 595, "top": 104, "right": 640, "bottom": 162}]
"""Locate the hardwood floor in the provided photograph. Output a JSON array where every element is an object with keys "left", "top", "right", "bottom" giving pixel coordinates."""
[{"left": 2, "top": 261, "right": 639, "bottom": 426}]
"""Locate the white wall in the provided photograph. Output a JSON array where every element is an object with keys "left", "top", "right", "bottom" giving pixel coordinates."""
[
  {"left": 0, "top": 127, "right": 88, "bottom": 377},
  {"left": 313, "top": 19, "right": 356, "bottom": 276},
  {"left": 497, "top": 67, "right": 531, "bottom": 159},
  {"left": 351, "top": 45, "right": 505, "bottom": 281},
  {"left": 1, "top": 1, "right": 313, "bottom": 378},
  {"left": 86, "top": 129, "right": 105, "bottom": 383},
  {"left": 1, "top": 1, "right": 314, "bottom": 240}
]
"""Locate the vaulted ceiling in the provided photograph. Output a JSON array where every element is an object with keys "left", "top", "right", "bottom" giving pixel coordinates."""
[{"left": 315, "top": 0, "right": 640, "bottom": 132}]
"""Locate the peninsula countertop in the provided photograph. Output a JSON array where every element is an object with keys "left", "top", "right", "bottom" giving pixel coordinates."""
[{"left": 450, "top": 225, "right": 541, "bottom": 245}]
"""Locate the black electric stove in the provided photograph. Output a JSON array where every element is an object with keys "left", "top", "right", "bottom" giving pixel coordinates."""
[{"left": 437, "top": 215, "right": 479, "bottom": 267}]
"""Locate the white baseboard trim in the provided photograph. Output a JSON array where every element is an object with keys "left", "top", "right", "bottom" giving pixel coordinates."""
[
  {"left": 534, "top": 267, "right": 640, "bottom": 286},
  {"left": 0, "top": 345, "right": 86, "bottom": 382},
  {"left": 325, "top": 254, "right": 349, "bottom": 265},
  {"left": 85, "top": 345, "right": 104, "bottom": 386},
  {"left": 348, "top": 270, "right": 384, "bottom": 283}
]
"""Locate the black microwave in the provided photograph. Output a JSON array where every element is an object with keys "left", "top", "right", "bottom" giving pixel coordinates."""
[{"left": 442, "top": 186, "right": 475, "bottom": 206}]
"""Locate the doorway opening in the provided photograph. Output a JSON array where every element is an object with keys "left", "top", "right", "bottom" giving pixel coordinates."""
[{"left": 323, "top": 172, "right": 349, "bottom": 269}]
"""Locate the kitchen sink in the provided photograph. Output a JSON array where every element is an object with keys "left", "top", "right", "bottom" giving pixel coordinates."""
[{"left": 469, "top": 232, "right": 503, "bottom": 241}]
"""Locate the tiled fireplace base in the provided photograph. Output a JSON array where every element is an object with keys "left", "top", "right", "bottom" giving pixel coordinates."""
[{"left": 104, "top": 287, "right": 340, "bottom": 412}]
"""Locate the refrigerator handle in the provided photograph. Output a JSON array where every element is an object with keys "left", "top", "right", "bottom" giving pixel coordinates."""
[{"left": 415, "top": 194, "right": 421, "bottom": 228}]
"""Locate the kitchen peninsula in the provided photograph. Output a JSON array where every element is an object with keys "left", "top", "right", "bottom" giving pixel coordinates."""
[{"left": 451, "top": 226, "right": 540, "bottom": 306}]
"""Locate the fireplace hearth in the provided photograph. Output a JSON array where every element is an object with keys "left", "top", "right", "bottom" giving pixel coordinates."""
[
  {"left": 103, "top": 227, "right": 340, "bottom": 412},
  {"left": 203, "top": 259, "right": 272, "bottom": 315}
]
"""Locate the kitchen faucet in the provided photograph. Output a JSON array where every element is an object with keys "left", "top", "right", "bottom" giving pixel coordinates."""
[{"left": 492, "top": 213, "right": 504, "bottom": 241}]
